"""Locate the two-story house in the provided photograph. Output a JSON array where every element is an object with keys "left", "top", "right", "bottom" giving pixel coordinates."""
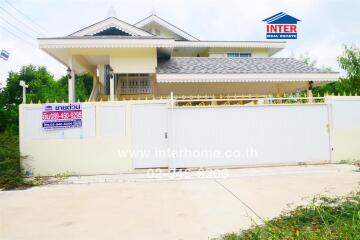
[{"left": 38, "top": 14, "right": 338, "bottom": 102}]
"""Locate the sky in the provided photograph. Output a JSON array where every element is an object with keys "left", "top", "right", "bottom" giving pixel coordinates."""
[{"left": 0, "top": 0, "right": 359, "bottom": 87}]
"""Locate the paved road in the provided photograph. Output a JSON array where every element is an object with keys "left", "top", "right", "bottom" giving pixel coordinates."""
[{"left": 1, "top": 164, "right": 359, "bottom": 240}]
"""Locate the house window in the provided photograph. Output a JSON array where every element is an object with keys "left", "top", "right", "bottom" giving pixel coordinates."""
[
  {"left": 227, "top": 52, "right": 252, "bottom": 58},
  {"left": 118, "top": 74, "right": 152, "bottom": 95}
]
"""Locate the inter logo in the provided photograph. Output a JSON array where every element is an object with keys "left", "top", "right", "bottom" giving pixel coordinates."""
[{"left": 262, "top": 12, "right": 301, "bottom": 39}]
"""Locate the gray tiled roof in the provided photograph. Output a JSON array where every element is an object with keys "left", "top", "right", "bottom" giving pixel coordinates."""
[
  {"left": 60, "top": 35, "right": 166, "bottom": 39},
  {"left": 157, "top": 57, "right": 326, "bottom": 74}
]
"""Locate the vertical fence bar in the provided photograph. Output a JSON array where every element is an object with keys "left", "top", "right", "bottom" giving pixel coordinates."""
[{"left": 325, "top": 96, "right": 334, "bottom": 163}]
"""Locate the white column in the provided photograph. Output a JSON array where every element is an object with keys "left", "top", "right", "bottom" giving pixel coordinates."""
[
  {"left": 110, "top": 75, "right": 115, "bottom": 101},
  {"left": 68, "top": 72, "right": 75, "bottom": 103},
  {"left": 97, "top": 65, "right": 105, "bottom": 95},
  {"left": 92, "top": 67, "right": 98, "bottom": 87},
  {"left": 68, "top": 57, "right": 75, "bottom": 103}
]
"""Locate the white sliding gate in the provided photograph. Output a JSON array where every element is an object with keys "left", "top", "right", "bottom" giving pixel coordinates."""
[
  {"left": 132, "top": 103, "right": 331, "bottom": 169},
  {"left": 168, "top": 104, "right": 330, "bottom": 168}
]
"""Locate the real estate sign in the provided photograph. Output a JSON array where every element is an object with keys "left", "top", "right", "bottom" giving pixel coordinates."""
[
  {"left": 262, "top": 12, "right": 301, "bottom": 39},
  {"left": 42, "top": 103, "right": 82, "bottom": 130}
]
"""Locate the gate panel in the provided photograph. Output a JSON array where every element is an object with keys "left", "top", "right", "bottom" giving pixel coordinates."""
[
  {"left": 132, "top": 103, "right": 168, "bottom": 168},
  {"left": 169, "top": 104, "right": 330, "bottom": 168}
]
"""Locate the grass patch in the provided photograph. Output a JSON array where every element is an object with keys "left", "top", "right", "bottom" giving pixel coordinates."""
[
  {"left": 217, "top": 192, "right": 360, "bottom": 240},
  {"left": 0, "top": 133, "right": 33, "bottom": 190},
  {"left": 339, "top": 159, "right": 360, "bottom": 168}
]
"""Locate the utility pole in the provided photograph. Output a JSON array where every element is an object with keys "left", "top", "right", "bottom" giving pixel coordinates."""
[{"left": 19, "top": 80, "right": 28, "bottom": 104}]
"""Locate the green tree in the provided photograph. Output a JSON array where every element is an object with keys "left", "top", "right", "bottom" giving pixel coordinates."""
[
  {"left": 299, "top": 52, "right": 317, "bottom": 67},
  {"left": 338, "top": 45, "right": 360, "bottom": 90},
  {"left": 56, "top": 73, "right": 93, "bottom": 102},
  {"left": 312, "top": 45, "right": 360, "bottom": 96},
  {"left": 0, "top": 65, "right": 93, "bottom": 134}
]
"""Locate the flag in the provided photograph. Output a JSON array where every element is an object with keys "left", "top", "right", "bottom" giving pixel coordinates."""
[{"left": 0, "top": 50, "right": 10, "bottom": 61}]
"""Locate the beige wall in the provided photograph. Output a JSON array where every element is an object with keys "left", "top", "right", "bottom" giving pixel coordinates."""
[
  {"left": 19, "top": 97, "right": 360, "bottom": 176},
  {"left": 332, "top": 129, "right": 360, "bottom": 162},
  {"left": 70, "top": 48, "right": 157, "bottom": 74},
  {"left": 144, "top": 22, "right": 183, "bottom": 39},
  {"left": 21, "top": 138, "right": 132, "bottom": 176},
  {"left": 208, "top": 48, "right": 270, "bottom": 58},
  {"left": 172, "top": 47, "right": 271, "bottom": 58},
  {"left": 327, "top": 97, "right": 360, "bottom": 162},
  {"left": 172, "top": 50, "right": 208, "bottom": 57},
  {"left": 110, "top": 48, "right": 157, "bottom": 73},
  {"left": 20, "top": 101, "right": 165, "bottom": 176}
]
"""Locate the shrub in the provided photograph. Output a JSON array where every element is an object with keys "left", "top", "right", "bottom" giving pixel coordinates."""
[
  {"left": 218, "top": 192, "right": 360, "bottom": 240},
  {"left": 0, "top": 133, "right": 30, "bottom": 190}
]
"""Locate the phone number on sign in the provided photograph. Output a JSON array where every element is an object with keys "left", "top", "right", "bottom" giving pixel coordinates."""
[{"left": 42, "top": 110, "right": 82, "bottom": 120}]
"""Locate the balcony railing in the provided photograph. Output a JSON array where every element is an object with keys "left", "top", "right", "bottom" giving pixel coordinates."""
[{"left": 117, "top": 74, "right": 152, "bottom": 95}]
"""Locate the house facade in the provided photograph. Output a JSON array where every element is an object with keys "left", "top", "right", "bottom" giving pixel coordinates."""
[
  {"left": 38, "top": 14, "right": 338, "bottom": 102},
  {"left": 21, "top": 14, "right": 360, "bottom": 176}
]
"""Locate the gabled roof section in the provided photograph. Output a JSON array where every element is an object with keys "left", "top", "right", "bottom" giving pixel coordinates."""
[
  {"left": 262, "top": 12, "right": 301, "bottom": 24},
  {"left": 135, "top": 14, "right": 199, "bottom": 41},
  {"left": 93, "top": 27, "right": 131, "bottom": 36},
  {"left": 69, "top": 17, "right": 154, "bottom": 37}
]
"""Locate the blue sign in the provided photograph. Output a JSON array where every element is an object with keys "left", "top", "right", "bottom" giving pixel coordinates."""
[
  {"left": 263, "top": 12, "right": 301, "bottom": 39},
  {"left": 42, "top": 119, "right": 82, "bottom": 129}
]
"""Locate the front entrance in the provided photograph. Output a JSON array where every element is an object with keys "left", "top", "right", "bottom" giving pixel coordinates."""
[{"left": 131, "top": 103, "right": 168, "bottom": 168}]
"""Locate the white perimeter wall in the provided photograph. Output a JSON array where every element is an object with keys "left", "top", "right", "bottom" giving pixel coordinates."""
[
  {"left": 19, "top": 97, "right": 360, "bottom": 176},
  {"left": 328, "top": 97, "right": 360, "bottom": 162},
  {"left": 20, "top": 101, "right": 166, "bottom": 176}
]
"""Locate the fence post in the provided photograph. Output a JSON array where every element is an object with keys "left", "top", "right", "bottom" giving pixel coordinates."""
[
  {"left": 170, "top": 91, "right": 174, "bottom": 109},
  {"left": 168, "top": 91, "right": 175, "bottom": 169},
  {"left": 307, "top": 81, "right": 314, "bottom": 103},
  {"left": 19, "top": 80, "right": 28, "bottom": 104},
  {"left": 325, "top": 96, "right": 334, "bottom": 163}
]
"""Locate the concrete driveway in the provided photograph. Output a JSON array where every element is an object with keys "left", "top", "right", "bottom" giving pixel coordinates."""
[{"left": 0, "top": 164, "right": 359, "bottom": 240}]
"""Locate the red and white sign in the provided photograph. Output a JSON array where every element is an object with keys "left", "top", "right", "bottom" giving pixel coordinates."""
[{"left": 42, "top": 103, "right": 82, "bottom": 130}]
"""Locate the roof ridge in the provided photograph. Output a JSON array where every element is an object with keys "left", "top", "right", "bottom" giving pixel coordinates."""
[
  {"left": 68, "top": 16, "right": 156, "bottom": 37},
  {"left": 135, "top": 14, "right": 199, "bottom": 41}
]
